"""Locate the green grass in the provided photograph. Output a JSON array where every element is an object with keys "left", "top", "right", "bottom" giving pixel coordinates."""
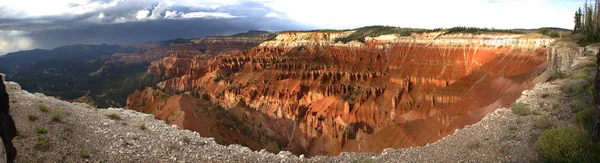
[
  {"left": 39, "top": 104, "right": 48, "bottom": 112},
  {"left": 511, "top": 102, "right": 531, "bottom": 116},
  {"left": 28, "top": 114, "right": 38, "bottom": 121},
  {"left": 34, "top": 136, "right": 51, "bottom": 150},
  {"left": 36, "top": 126, "right": 48, "bottom": 134},
  {"left": 106, "top": 113, "right": 121, "bottom": 120}
]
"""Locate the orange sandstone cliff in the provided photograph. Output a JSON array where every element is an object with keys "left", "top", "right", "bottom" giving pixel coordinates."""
[{"left": 127, "top": 31, "right": 555, "bottom": 156}]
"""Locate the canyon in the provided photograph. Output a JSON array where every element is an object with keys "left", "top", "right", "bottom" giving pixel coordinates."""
[
  {"left": 0, "top": 31, "right": 275, "bottom": 107},
  {"left": 126, "top": 30, "right": 555, "bottom": 156}
]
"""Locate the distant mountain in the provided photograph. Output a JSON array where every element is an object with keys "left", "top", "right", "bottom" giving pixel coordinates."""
[
  {"left": 231, "top": 30, "right": 275, "bottom": 37},
  {"left": 0, "top": 44, "right": 158, "bottom": 107},
  {"left": 159, "top": 38, "right": 192, "bottom": 45},
  {"left": 0, "top": 44, "right": 137, "bottom": 73}
]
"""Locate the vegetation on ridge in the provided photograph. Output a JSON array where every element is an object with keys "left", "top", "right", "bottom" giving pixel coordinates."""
[
  {"left": 334, "top": 26, "right": 526, "bottom": 43},
  {"left": 535, "top": 56, "right": 600, "bottom": 162},
  {"left": 335, "top": 26, "right": 432, "bottom": 43},
  {"left": 573, "top": 0, "right": 600, "bottom": 43}
]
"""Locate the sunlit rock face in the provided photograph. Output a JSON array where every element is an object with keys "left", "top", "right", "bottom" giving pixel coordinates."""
[{"left": 127, "top": 31, "right": 555, "bottom": 156}]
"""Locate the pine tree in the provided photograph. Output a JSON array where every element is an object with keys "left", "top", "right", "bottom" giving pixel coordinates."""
[
  {"left": 576, "top": 0, "right": 600, "bottom": 42},
  {"left": 575, "top": 8, "right": 583, "bottom": 33},
  {"left": 596, "top": 0, "right": 600, "bottom": 34},
  {"left": 585, "top": 6, "right": 595, "bottom": 41}
]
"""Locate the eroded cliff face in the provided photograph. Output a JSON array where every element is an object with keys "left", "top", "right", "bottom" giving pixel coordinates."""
[
  {"left": 367, "top": 32, "right": 554, "bottom": 49},
  {"left": 94, "top": 35, "right": 273, "bottom": 76},
  {"left": 259, "top": 31, "right": 355, "bottom": 48},
  {"left": 127, "top": 31, "right": 555, "bottom": 156}
]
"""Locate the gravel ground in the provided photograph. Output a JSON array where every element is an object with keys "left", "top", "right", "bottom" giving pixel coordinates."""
[{"left": 6, "top": 56, "right": 590, "bottom": 162}]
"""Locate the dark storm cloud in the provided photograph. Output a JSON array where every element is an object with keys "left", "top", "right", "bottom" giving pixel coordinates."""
[
  {"left": 26, "top": 17, "right": 310, "bottom": 49},
  {"left": 0, "top": 0, "right": 312, "bottom": 54}
]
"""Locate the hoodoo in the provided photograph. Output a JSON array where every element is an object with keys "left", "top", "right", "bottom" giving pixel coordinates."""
[{"left": 127, "top": 30, "right": 555, "bottom": 156}]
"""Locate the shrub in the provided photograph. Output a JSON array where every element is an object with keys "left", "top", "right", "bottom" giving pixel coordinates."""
[
  {"left": 499, "top": 146, "right": 510, "bottom": 156},
  {"left": 501, "top": 133, "right": 522, "bottom": 141},
  {"left": 534, "top": 116, "right": 554, "bottom": 129},
  {"left": 63, "top": 126, "right": 73, "bottom": 133},
  {"left": 535, "top": 127, "right": 600, "bottom": 162},
  {"left": 106, "top": 113, "right": 121, "bottom": 120},
  {"left": 549, "top": 70, "right": 565, "bottom": 81},
  {"left": 36, "top": 126, "right": 48, "bottom": 134},
  {"left": 575, "top": 108, "right": 595, "bottom": 131},
  {"left": 80, "top": 151, "right": 90, "bottom": 159},
  {"left": 182, "top": 136, "right": 191, "bottom": 144},
  {"left": 511, "top": 102, "right": 531, "bottom": 116},
  {"left": 52, "top": 109, "right": 62, "bottom": 122},
  {"left": 39, "top": 104, "right": 48, "bottom": 112},
  {"left": 352, "top": 156, "right": 374, "bottom": 163},
  {"left": 15, "top": 129, "right": 21, "bottom": 137},
  {"left": 561, "top": 79, "right": 591, "bottom": 95},
  {"left": 139, "top": 122, "right": 147, "bottom": 130},
  {"left": 573, "top": 60, "right": 598, "bottom": 71},
  {"left": 541, "top": 94, "right": 550, "bottom": 99},
  {"left": 572, "top": 71, "right": 593, "bottom": 81},
  {"left": 28, "top": 114, "right": 38, "bottom": 121},
  {"left": 466, "top": 141, "right": 480, "bottom": 151},
  {"left": 34, "top": 136, "right": 51, "bottom": 150},
  {"left": 571, "top": 100, "right": 589, "bottom": 113}
]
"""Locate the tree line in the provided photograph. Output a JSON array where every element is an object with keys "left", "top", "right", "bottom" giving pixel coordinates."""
[{"left": 574, "top": 0, "right": 600, "bottom": 42}]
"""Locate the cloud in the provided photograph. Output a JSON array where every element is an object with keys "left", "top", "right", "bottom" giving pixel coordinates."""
[
  {"left": 257, "top": 0, "right": 579, "bottom": 29},
  {"left": 0, "top": 0, "right": 121, "bottom": 18},
  {"left": 0, "top": 0, "right": 312, "bottom": 54},
  {"left": 0, "top": 0, "right": 581, "bottom": 55},
  {"left": 136, "top": 10, "right": 150, "bottom": 20},
  {"left": 265, "top": 12, "right": 281, "bottom": 19},
  {"left": 180, "top": 12, "right": 236, "bottom": 19},
  {"left": 0, "top": 30, "right": 34, "bottom": 56},
  {"left": 21, "top": 17, "right": 309, "bottom": 51}
]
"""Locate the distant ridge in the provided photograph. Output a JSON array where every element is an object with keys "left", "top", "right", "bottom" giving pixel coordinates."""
[{"left": 231, "top": 30, "right": 274, "bottom": 37}]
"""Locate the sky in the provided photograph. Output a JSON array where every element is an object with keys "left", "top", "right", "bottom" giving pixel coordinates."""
[{"left": 0, "top": 0, "right": 584, "bottom": 55}]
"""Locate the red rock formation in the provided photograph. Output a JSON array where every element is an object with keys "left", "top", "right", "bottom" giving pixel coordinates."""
[
  {"left": 92, "top": 35, "right": 273, "bottom": 76},
  {"left": 127, "top": 32, "right": 553, "bottom": 157}
]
